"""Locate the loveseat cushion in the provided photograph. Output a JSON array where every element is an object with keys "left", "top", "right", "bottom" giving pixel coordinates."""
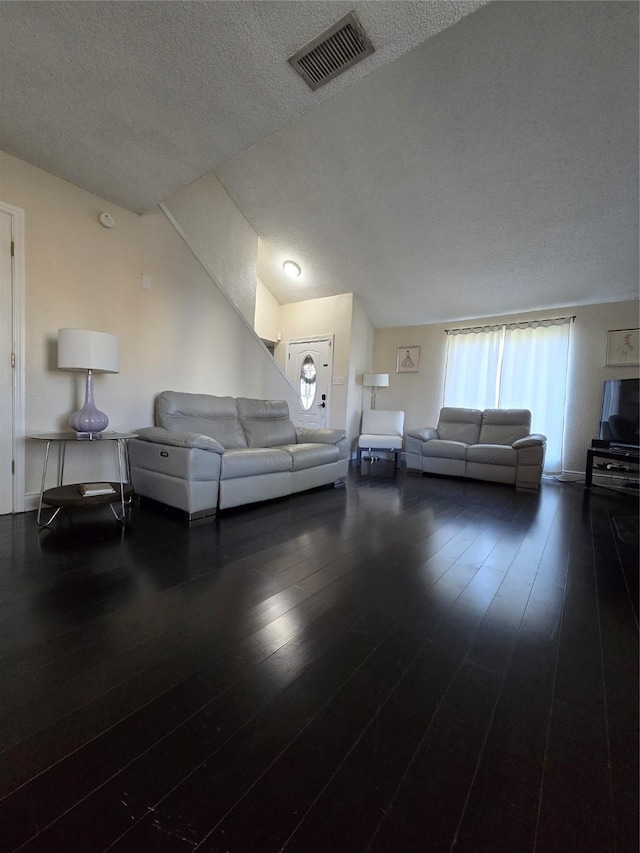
[
  {"left": 422, "top": 439, "right": 468, "bottom": 461},
  {"left": 478, "top": 409, "right": 531, "bottom": 446},
  {"left": 467, "top": 443, "right": 517, "bottom": 466},
  {"left": 237, "top": 398, "right": 297, "bottom": 448},
  {"left": 221, "top": 447, "right": 292, "bottom": 479},
  {"left": 279, "top": 443, "right": 339, "bottom": 471},
  {"left": 437, "top": 408, "right": 482, "bottom": 445},
  {"left": 156, "top": 391, "right": 247, "bottom": 449}
]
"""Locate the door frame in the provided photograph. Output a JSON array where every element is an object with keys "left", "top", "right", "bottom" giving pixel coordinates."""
[
  {"left": 0, "top": 201, "right": 26, "bottom": 514},
  {"left": 285, "top": 335, "right": 334, "bottom": 428}
]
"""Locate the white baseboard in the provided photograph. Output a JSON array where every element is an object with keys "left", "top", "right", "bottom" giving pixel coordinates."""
[{"left": 23, "top": 492, "right": 39, "bottom": 513}]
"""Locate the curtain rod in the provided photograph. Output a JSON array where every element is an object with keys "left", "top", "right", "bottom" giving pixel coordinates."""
[{"left": 445, "top": 315, "right": 576, "bottom": 334}]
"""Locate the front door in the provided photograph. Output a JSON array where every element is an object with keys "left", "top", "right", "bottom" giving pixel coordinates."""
[{"left": 285, "top": 336, "right": 333, "bottom": 429}]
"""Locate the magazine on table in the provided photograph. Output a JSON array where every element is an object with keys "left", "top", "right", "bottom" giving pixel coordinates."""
[{"left": 78, "top": 482, "right": 116, "bottom": 497}]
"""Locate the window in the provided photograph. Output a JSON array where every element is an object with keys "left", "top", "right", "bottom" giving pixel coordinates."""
[
  {"left": 444, "top": 317, "right": 573, "bottom": 473},
  {"left": 299, "top": 354, "right": 317, "bottom": 411}
]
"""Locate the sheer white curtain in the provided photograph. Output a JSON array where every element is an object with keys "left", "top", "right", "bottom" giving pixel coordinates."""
[
  {"left": 443, "top": 318, "right": 572, "bottom": 474},
  {"left": 443, "top": 327, "right": 503, "bottom": 409},
  {"left": 499, "top": 320, "right": 571, "bottom": 472}
]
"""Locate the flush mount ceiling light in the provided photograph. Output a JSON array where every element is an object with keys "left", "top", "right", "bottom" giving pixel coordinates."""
[{"left": 283, "top": 260, "right": 301, "bottom": 279}]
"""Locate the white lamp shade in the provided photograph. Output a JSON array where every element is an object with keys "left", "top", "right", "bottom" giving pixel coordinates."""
[
  {"left": 58, "top": 329, "right": 120, "bottom": 373},
  {"left": 363, "top": 373, "right": 389, "bottom": 388}
]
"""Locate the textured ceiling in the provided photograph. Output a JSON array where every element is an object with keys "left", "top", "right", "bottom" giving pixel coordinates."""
[
  {"left": 0, "top": 1, "right": 638, "bottom": 328},
  {"left": 0, "top": 0, "right": 484, "bottom": 212}
]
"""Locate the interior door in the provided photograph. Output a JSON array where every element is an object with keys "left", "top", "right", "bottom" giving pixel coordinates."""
[{"left": 285, "top": 337, "right": 333, "bottom": 429}]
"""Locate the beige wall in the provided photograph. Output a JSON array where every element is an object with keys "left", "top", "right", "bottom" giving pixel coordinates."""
[
  {"left": 0, "top": 151, "right": 297, "bottom": 496},
  {"left": 4, "top": 148, "right": 635, "bottom": 497},
  {"left": 347, "top": 295, "right": 375, "bottom": 445},
  {"left": 275, "top": 293, "right": 354, "bottom": 433},
  {"left": 254, "top": 277, "right": 281, "bottom": 343},
  {"left": 161, "top": 172, "right": 258, "bottom": 326},
  {"left": 374, "top": 301, "right": 639, "bottom": 473}
]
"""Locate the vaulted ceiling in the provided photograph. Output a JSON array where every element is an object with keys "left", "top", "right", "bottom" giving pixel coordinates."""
[{"left": 1, "top": 1, "right": 637, "bottom": 327}]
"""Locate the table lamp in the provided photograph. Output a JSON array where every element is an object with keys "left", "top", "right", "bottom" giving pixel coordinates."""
[
  {"left": 363, "top": 373, "right": 389, "bottom": 410},
  {"left": 58, "top": 328, "right": 120, "bottom": 434}
]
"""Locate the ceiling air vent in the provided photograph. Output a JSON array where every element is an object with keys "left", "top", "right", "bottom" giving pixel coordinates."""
[{"left": 288, "top": 12, "right": 375, "bottom": 91}]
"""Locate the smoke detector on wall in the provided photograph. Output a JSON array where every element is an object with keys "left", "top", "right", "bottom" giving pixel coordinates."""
[{"left": 288, "top": 11, "right": 375, "bottom": 91}]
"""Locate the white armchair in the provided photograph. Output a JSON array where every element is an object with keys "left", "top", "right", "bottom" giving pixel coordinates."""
[{"left": 357, "top": 410, "right": 405, "bottom": 469}]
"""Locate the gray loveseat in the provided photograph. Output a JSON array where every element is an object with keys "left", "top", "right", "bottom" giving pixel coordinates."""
[
  {"left": 129, "top": 391, "right": 349, "bottom": 518},
  {"left": 406, "top": 407, "right": 546, "bottom": 491}
]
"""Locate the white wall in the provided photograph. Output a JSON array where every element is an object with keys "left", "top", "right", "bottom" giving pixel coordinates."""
[
  {"left": 0, "top": 151, "right": 297, "bottom": 497},
  {"left": 275, "top": 293, "right": 354, "bottom": 433},
  {"left": 254, "top": 277, "right": 281, "bottom": 343},
  {"left": 161, "top": 172, "right": 258, "bottom": 326},
  {"left": 374, "top": 301, "right": 639, "bottom": 473}
]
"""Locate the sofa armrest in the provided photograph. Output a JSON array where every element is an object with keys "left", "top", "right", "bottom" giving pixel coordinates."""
[
  {"left": 296, "top": 427, "right": 346, "bottom": 445},
  {"left": 134, "top": 426, "right": 225, "bottom": 454},
  {"left": 406, "top": 427, "right": 438, "bottom": 442},
  {"left": 296, "top": 427, "right": 349, "bottom": 460},
  {"left": 513, "top": 434, "right": 547, "bottom": 491},
  {"left": 512, "top": 433, "right": 547, "bottom": 449},
  {"left": 405, "top": 428, "right": 435, "bottom": 471}
]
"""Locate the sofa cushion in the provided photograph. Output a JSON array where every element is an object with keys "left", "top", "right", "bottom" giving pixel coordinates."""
[
  {"left": 437, "top": 408, "right": 482, "bottom": 445},
  {"left": 479, "top": 409, "right": 531, "bottom": 446},
  {"left": 467, "top": 443, "right": 517, "bottom": 466},
  {"left": 422, "top": 439, "right": 468, "bottom": 461},
  {"left": 156, "top": 391, "right": 247, "bottom": 449},
  {"left": 221, "top": 447, "right": 292, "bottom": 479},
  {"left": 279, "top": 443, "right": 339, "bottom": 471},
  {"left": 237, "top": 398, "right": 297, "bottom": 448}
]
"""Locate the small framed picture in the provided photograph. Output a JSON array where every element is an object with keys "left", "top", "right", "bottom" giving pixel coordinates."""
[
  {"left": 397, "top": 346, "right": 420, "bottom": 373},
  {"left": 605, "top": 329, "right": 639, "bottom": 366}
]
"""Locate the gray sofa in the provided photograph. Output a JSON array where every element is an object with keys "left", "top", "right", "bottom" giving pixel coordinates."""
[
  {"left": 406, "top": 407, "right": 546, "bottom": 491},
  {"left": 129, "top": 391, "right": 349, "bottom": 518}
]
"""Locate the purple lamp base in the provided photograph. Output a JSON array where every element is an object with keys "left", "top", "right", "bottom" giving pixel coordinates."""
[{"left": 69, "top": 370, "right": 109, "bottom": 434}]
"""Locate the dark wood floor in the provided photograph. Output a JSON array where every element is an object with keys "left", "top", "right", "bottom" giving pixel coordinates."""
[{"left": 0, "top": 465, "right": 637, "bottom": 852}]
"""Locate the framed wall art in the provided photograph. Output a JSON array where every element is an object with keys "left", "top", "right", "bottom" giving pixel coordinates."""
[
  {"left": 605, "top": 329, "right": 639, "bottom": 367},
  {"left": 396, "top": 346, "right": 420, "bottom": 373}
]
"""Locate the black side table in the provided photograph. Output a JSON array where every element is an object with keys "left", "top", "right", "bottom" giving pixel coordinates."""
[{"left": 30, "top": 432, "right": 137, "bottom": 528}]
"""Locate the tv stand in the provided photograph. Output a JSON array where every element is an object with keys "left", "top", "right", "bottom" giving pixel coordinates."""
[{"left": 585, "top": 445, "right": 640, "bottom": 489}]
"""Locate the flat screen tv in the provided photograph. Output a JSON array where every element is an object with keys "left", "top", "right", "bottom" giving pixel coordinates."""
[{"left": 599, "top": 378, "right": 640, "bottom": 449}]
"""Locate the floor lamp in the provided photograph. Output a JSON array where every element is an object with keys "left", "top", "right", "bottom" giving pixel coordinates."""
[{"left": 363, "top": 373, "right": 389, "bottom": 410}]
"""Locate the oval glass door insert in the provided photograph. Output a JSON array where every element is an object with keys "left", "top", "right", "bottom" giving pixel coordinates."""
[{"left": 299, "top": 355, "right": 317, "bottom": 411}]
